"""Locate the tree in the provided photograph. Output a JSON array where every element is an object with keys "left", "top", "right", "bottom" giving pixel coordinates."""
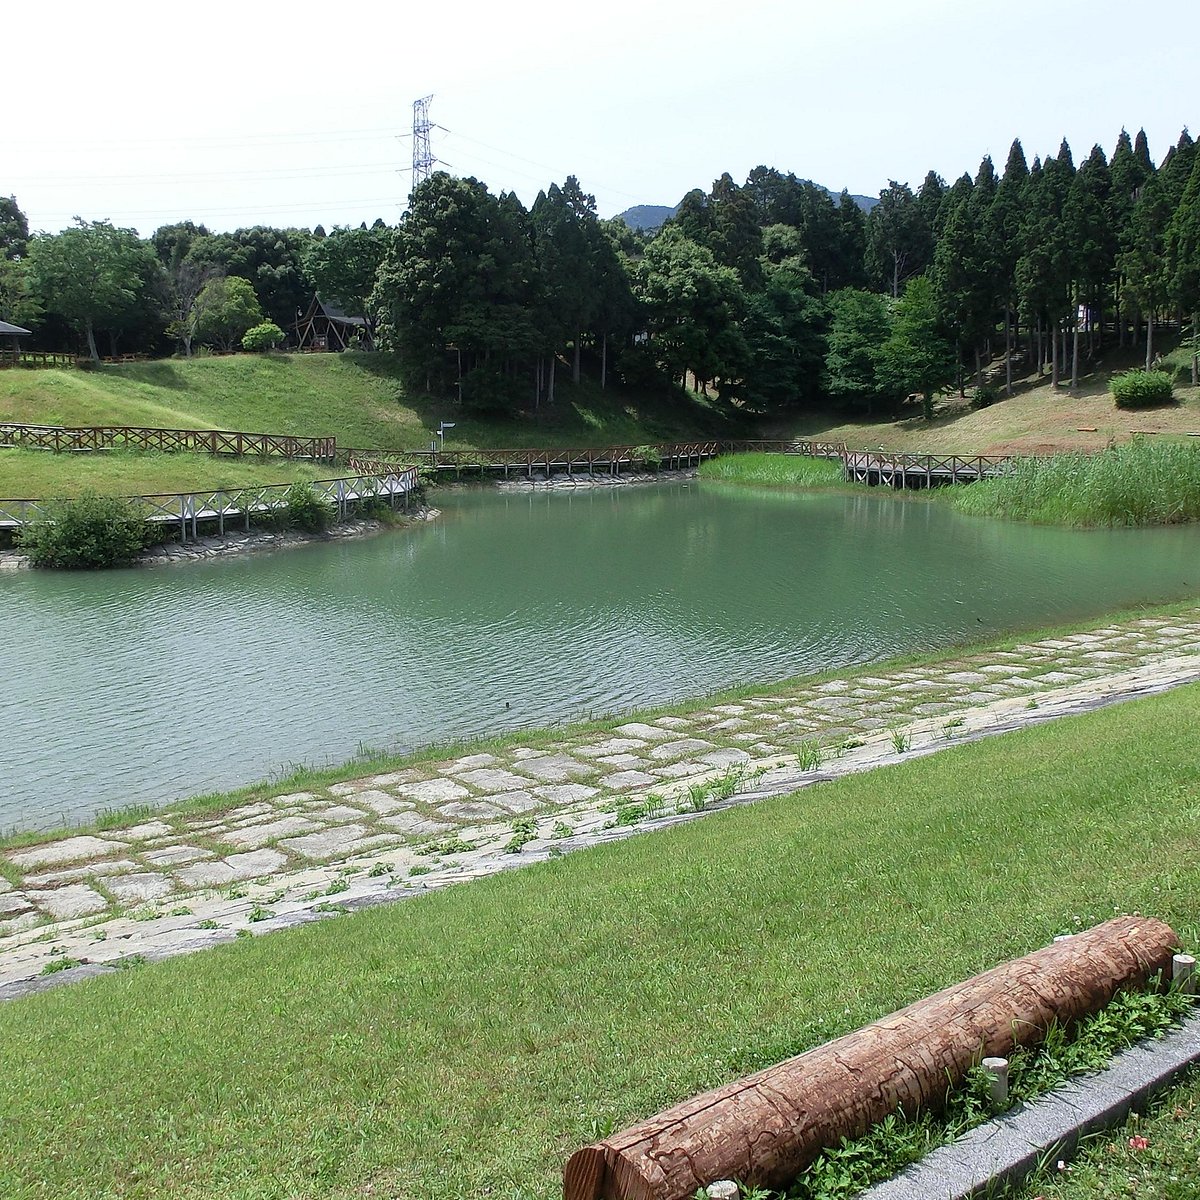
[
  {"left": 823, "top": 288, "right": 891, "bottom": 413},
  {"left": 242, "top": 321, "right": 285, "bottom": 352},
  {"left": 635, "top": 224, "right": 748, "bottom": 396},
  {"left": 26, "top": 219, "right": 154, "bottom": 361},
  {"left": 302, "top": 223, "right": 390, "bottom": 331},
  {"left": 194, "top": 275, "right": 263, "bottom": 351},
  {"left": 1164, "top": 152, "right": 1200, "bottom": 383},
  {"left": 1, "top": 196, "right": 29, "bottom": 260},
  {"left": 987, "top": 140, "right": 1029, "bottom": 394},
  {"left": 867, "top": 181, "right": 930, "bottom": 297},
  {"left": 878, "top": 275, "right": 956, "bottom": 418},
  {"left": 188, "top": 226, "right": 314, "bottom": 328},
  {"left": 372, "top": 173, "right": 541, "bottom": 409},
  {"left": 532, "top": 177, "right": 601, "bottom": 388},
  {"left": 0, "top": 259, "right": 42, "bottom": 330},
  {"left": 1119, "top": 172, "right": 1171, "bottom": 368},
  {"left": 741, "top": 266, "right": 827, "bottom": 410},
  {"left": 707, "top": 172, "right": 763, "bottom": 288}
]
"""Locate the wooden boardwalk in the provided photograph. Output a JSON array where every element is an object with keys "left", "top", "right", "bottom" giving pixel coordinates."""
[
  {"left": 348, "top": 438, "right": 848, "bottom": 478},
  {"left": 842, "top": 450, "right": 1016, "bottom": 488}
]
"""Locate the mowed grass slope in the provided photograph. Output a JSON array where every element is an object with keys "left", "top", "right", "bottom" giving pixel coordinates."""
[
  {"left": 0, "top": 449, "right": 330, "bottom": 498},
  {"left": 2, "top": 686, "right": 1198, "bottom": 1199},
  {"left": 781, "top": 344, "right": 1200, "bottom": 456},
  {"left": 0, "top": 354, "right": 735, "bottom": 453}
]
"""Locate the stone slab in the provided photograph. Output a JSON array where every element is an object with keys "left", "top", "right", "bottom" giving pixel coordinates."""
[
  {"left": 220, "top": 816, "right": 320, "bottom": 850},
  {"left": 143, "top": 845, "right": 212, "bottom": 868},
  {"left": 512, "top": 754, "right": 595, "bottom": 782},
  {"left": 487, "top": 790, "right": 541, "bottom": 813},
  {"left": 649, "top": 738, "right": 716, "bottom": 761},
  {"left": 438, "top": 801, "right": 508, "bottom": 822},
  {"left": 0, "top": 895, "right": 33, "bottom": 916},
  {"left": 452, "top": 767, "right": 536, "bottom": 793},
  {"left": 573, "top": 738, "right": 648, "bottom": 758},
  {"left": 344, "top": 790, "right": 411, "bottom": 815},
  {"left": 278, "top": 825, "right": 371, "bottom": 860},
  {"left": 118, "top": 821, "right": 175, "bottom": 841},
  {"left": 175, "top": 849, "right": 287, "bottom": 888},
  {"left": 533, "top": 784, "right": 599, "bottom": 806},
  {"left": 439, "top": 753, "right": 498, "bottom": 772},
  {"left": 30, "top": 884, "right": 109, "bottom": 920},
  {"left": 396, "top": 778, "right": 471, "bottom": 804},
  {"left": 602, "top": 770, "right": 658, "bottom": 790},
  {"left": 106, "top": 873, "right": 174, "bottom": 904},
  {"left": 25, "top": 859, "right": 140, "bottom": 885},
  {"left": 8, "top": 836, "right": 128, "bottom": 871},
  {"left": 612, "top": 722, "right": 674, "bottom": 741},
  {"left": 379, "top": 812, "right": 454, "bottom": 837}
]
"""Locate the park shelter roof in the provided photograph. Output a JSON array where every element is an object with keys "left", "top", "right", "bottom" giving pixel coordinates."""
[{"left": 0, "top": 321, "right": 32, "bottom": 337}]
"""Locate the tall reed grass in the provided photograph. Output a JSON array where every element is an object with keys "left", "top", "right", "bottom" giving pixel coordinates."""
[
  {"left": 948, "top": 438, "right": 1200, "bottom": 527},
  {"left": 697, "top": 452, "right": 844, "bottom": 487}
]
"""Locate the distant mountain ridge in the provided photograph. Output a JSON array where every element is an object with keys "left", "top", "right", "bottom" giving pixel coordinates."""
[{"left": 615, "top": 188, "right": 877, "bottom": 232}]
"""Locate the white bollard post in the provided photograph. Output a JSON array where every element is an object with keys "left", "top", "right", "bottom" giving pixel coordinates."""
[
  {"left": 1173, "top": 953, "right": 1197, "bottom": 994},
  {"left": 982, "top": 1056, "right": 1010, "bottom": 1108}
]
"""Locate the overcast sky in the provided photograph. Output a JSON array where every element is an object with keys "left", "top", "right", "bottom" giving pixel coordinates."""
[{"left": 6, "top": 0, "right": 1194, "bottom": 237}]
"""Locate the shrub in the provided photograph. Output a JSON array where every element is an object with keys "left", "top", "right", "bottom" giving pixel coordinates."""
[
  {"left": 283, "top": 482, "right": 335, "bottom": 533},
  {"left": 971, "top": 383, "right": 999, "bottom": 410},
  {"left": 17, "top": 492, "right": 151, "bottom": 569},
  {"left": 632, "top": 444, "right": 662, "bottom": 470},
  {"left": 242, "top": 321, "right": 285, "bottom": 353},
  {"left": 1109, "top": 368, "right": 1174, "bottom": 409}
]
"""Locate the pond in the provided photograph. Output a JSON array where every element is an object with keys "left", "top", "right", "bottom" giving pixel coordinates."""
[{"left": 3, "top": 480, "right": 1198, "bottom": 832}]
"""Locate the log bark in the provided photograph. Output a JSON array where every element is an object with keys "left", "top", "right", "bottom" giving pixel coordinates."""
[{"left": 564, "top": 916, "right": 1178, "bottom": 1200}]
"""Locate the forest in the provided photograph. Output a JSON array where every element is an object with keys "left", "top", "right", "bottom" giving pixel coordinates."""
[{"left": 2, "top": 125, "right": 1198, "bottom": 416}]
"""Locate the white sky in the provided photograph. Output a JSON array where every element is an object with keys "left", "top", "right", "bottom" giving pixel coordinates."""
[{"left": 5, "top": 0, "right": 1195, "bottom": 236}]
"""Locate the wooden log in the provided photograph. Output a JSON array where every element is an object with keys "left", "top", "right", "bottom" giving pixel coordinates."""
[{"left": 563, "top": 916, "right": 1178, "bottom": 1200}]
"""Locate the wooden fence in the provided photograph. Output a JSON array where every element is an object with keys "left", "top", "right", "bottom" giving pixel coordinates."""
[
  {"left": 0, "top": 423, "right": 337, "bottom": 463},
  {"left": 0, "top": 468, "right": 421, "bottom": 542},
  {"left": 0, "top": 351, "right": 79, "bottom": 370}
]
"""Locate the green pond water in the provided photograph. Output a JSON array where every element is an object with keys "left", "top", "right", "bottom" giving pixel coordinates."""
[{"left": 3, "top": 480, "right": 1198, "bottom": 832}]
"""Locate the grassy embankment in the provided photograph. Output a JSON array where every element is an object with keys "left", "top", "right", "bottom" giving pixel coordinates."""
[
  {"left": 778, "top": 342, "right": 1200, "bottom": 456},
  {"left": 1, "top": 684, "right": 1197, "bottom": 1199},
  {"left": 0, "top": 353, "right": 736, "bottom": 497},
  {"left": 701, "top": 439, "right": 1200, "bottom": 529}
]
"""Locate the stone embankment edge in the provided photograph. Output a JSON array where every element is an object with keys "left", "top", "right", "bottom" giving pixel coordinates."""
[
  {"left": 4, "top": 655, "right": 1199, "bottom": 1004},
  {"left": 861, "top": 1014, "right": 1200, "bottom": 1200}
]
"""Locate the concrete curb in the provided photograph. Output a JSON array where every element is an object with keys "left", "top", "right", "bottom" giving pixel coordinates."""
[{"left": 861, "top": 1014, "right": 1200, "bottom": 1200}]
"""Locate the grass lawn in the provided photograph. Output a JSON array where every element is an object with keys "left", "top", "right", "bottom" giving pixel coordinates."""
[
  {"left": 696, "top": 452, "right": 845, "bottom": 489},
  {"left": 0, "top": 354, "right": 737, "bottom": 456},
  {"left": 0, "top": 449, "right": 331, "bottom": 499},
  {"left": 1019, "top": 1069, "right": 1200, "bottom": 1198},
  {"left": 1, "top": 684, "right": 1198, "bottom": 1199}
]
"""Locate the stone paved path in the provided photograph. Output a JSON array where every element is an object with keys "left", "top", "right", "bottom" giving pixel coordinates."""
[{"left": 3, "top": 611, "right": 1198, "bottom": 997}]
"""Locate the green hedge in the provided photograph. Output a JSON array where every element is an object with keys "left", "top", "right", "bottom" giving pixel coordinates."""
[{"left": 1109, "top": 368, "right": 1174, "bottom": 409}]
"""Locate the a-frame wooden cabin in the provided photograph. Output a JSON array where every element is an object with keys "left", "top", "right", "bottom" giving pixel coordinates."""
[{"left": 292, "top": 297, "right": 374, "bottom": 352}]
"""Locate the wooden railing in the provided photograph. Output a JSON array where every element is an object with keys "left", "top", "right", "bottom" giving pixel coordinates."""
[
  {"left": 342, "top": 439, "right": 849, "bottom": 475},
  {"left": 0, "top": 468, "right": 421, "bottom": 541},
  {"left": 842, "top": 450, "right": 1017, "bottom": 485},
  {"left": 0, "top": 350, "right": 79, "bottom": 370},
  {"left": 0, "top": 423, "right": 337, "bottom": 463}
]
